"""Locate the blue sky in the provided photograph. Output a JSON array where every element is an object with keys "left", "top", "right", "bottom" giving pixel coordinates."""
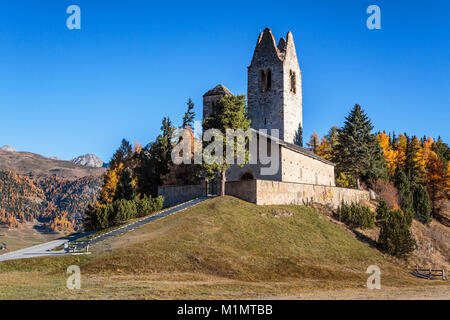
[{"left": 1, "top": 0, "right": 449, "bottom": 162}]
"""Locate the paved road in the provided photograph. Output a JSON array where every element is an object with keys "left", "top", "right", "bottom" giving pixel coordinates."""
[
  {"left": 0, "top": 233, "right": 91, "bottom": 262},
  {"left": 0, "top": 197, "right": 209, "bottom": 262}
]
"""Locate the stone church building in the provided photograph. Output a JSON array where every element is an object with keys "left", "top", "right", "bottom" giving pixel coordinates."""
[
  {"left": 203, "top": 28, "right": 335, "bottom": 186},
  {"left": 159, "top": 28, "right": 370, "bottom": 208}
]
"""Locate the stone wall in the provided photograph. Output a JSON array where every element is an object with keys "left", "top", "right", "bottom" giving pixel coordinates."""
[
  {"left": 254, "top": 180, "right": 370, "bottom": 209},
  {"left": 158, "top": 184, "right": 205, "bottom": 207},
  {"left": 225, "top": 180, "right": 257, "bottom": 203}
]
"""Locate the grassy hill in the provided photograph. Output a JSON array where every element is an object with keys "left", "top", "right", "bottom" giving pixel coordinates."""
[{"left": 0, "top": 196, "right": 446, "bottom": 299}]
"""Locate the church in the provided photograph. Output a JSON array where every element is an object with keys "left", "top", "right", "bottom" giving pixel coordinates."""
[
  {"left": 159, "top": 28, "right": 370, "bottom": 208},
  {"left": 203, "top": 28, "right": 335, "bottom": 186}
]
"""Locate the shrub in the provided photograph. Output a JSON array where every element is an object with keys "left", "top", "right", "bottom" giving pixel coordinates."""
[
  {"left": 377, "top": 209, "right": 416, "bottom": 258},
  {"left": 112, "top": 199, "right": 137, "bottom": 225},
  {"left": 135, "top": 195, "right": 164, "bottom": 217},
  {"left": 85, "top": 195, "right": 164, "bottom": 231},
  {"left": 413, "top": 184, "right": 432, "bottom": 225},
  {"left": 372, "top": 178, "right": 400, "bottom": 209},
  {"left": 339, "top": 202, "right": 375, "bottom": 229}
]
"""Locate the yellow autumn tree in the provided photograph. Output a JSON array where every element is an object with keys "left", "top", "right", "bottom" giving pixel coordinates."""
[
  {"left": 377, "top": 132, "right": 398, "bottom": 176},
  {"left": 413, "top": 136, "right": 426, "bottom": 174},
  {"left": 307, "top": 131, "right": 320, "bottom": 154},
  {"left": 317, "top": 136, "right": 332, "bottom": 160},
  {"left": 99, "top": 162, "right": 124, "bottom": 204}
]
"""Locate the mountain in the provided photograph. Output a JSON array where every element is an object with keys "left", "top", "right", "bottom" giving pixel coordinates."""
[
  {"left": 72, "top": 154, "right": 104, "bottom": 168},
  {"left": 0, "top": 145, "right": 16, "bottom": 152},
  {"left": 0, "top": 149, "right": 105, "bottom": 178},
  {"left": 0, "top": 149, "right": 106, "bottom": 232}
]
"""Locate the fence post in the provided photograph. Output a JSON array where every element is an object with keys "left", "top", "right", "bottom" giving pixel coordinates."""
[{"left": 429, "top": 268, "right": 432, "bottom": 280}]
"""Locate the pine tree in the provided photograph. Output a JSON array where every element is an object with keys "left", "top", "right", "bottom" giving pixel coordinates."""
[
  {"left": 114, "top": 168, "right": 136, "bottom": 201},
  {"left": 413, "top": 184, "right": 432, "bottom": 225},
  {"left": 404, "top": 135, "right": 423, "bottom": 185},
  {"left": 394, "top": 170, "right": 414, "bottom": 225},
  {"left": 182, "top": 98, "right": 196, "bottom": 129},
  {"left": 109, "top": 139, "right": 132, "bottom": 169},
  {"left": 135, "top": 117, "right": 175, "bottom": 197},
  {"left": 375, "top": 198, "right": 390, "bottom": 225},
  {"left": 333, "top": 104, "right": 387, "bottom": 189},
  {"left": 377, "top": 209, "right": 415, "bottom": 258},
  {"left": 202, "top": 94, "right": 251, "bottom": 196}
]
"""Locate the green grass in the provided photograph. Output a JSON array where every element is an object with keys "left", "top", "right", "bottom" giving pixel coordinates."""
[{"left": 1, "top": 196, "right": 446, "bottom": 299}]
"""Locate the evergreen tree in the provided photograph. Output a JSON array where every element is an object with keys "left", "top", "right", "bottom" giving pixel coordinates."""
[
  {"left": 394, "top": 170, "right": 414, "bottom": 225},
  {"left": 333, "top": 104, "right": 387, "bottom": 189},
  {"left": 413, "top": 184, "right": 432, "bottom": 225},
  {"left": 375, "top": 198, "right": 390, "bottom": 225},
  {"left": 432, "top": 137, "right": 450, "bottom": 168},
  {"left": 109, "top": 139, "right": 132, "bottom": 169},
  {"left": 114, "top": 168, "right": 136, "bottom": 201},
  {"left": 377, "top": 209, "right": 415, "bottom": 258},
  {"left": 182, "top": 98, "right": 196, "bottom": 129},
  {"left": 202, "top": 94, "right": 251, "bottom": 196},
  {"left": 135, "top": 117, "right": 175, "bottom": 197},
  {"left": 404, "top": 135, "right": 424, "bottom": 184}
]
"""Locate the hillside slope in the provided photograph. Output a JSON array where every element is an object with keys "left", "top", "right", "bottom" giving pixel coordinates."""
[
  {"left": 0, "top": 170, "right": 102, "bottom": 232},
  {"left": 1, "top": 196, "right": 447, "bottom": 299},
  {"left": 86, "top": 196, "right": 414, "bottom": 283}
]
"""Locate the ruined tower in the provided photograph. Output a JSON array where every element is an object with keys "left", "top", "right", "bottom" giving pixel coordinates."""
[
  {"left": 202, "top": 84, "right": 233, "bottom": 119},
  {"left": 247, "top": 28, "right": 302, "bottom": 145}
]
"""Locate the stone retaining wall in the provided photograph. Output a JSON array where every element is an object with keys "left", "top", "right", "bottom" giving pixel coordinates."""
[
  {"left": 254, "top": 180, "right": 370, "bottom": 209},
  {"left": 158, "top": 184, "right": 205, "bottom": 207}
]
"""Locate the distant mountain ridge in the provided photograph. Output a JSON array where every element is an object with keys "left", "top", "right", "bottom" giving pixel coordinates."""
[
  {"left": 0, "top": 149, "right": 105, "bottom": 178},
  {"left": 0, "top": 145, "right": 16, "bottom": 152},
  {"left": 72, "top": 154, "right": 104, "bottom": 168},
  {"left": 0, "top": 148, "right": 105, "bottom": 232}
]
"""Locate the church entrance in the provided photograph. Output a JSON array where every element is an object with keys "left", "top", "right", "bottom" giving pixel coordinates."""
[{"left": 207, "top": 178, "right": 218, "bottom": 196}]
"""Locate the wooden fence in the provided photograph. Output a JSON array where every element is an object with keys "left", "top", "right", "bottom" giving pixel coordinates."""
[{"left": 412, "top": 266, "right": 447, "bottom": 280}]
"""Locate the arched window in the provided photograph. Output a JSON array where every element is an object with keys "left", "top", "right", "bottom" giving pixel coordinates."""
[
  {"left": 259, "top": 70, "right": 266, "bottom": 92},
  {"left": 240, "top": 171, "right": 255, "bottom": 180},
  {"left": 266, "top": 68, "right": 272, "bottom": 91},
  {"left": 290, "top": 70, "right": 296, "bottom": 93}
]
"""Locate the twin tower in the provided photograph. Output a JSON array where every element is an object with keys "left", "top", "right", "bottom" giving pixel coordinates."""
[{"left": 203, "top": 28, "right": 303, "bottom": 145}]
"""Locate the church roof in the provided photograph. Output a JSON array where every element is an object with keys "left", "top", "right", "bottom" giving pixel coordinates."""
[
  {"left": 253, "top": 129, "right": 335, "bottom": 166},
  {"left": 203, "top": 84, "right": 233, "bottom": 97}
]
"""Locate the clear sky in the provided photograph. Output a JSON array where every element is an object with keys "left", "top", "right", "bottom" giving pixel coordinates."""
[{"left": 1, "top": 0, "right": 449, "bottom": 162}]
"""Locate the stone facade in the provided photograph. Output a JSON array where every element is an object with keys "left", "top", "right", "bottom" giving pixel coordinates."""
[
  {"left": 224, "top": 130, "right": 335, "bottom": 186},
  {"left": 247, "top": 28, "right": 302, "bottom": 145}
]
